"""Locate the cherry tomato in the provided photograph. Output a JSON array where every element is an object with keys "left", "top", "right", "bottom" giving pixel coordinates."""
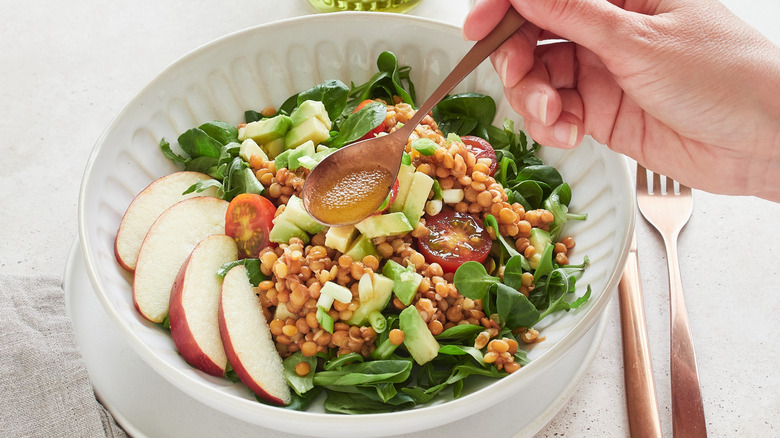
[
  {"left": 416, "top": 210, "right": 492, "bottom": 273},
  {"left": 354, "top": 99, "right": 387, "bottom": 141},
  {"left": 374, "top": 179, "right": 399, "bottom": 214},
  {"left": 461, "top": 135, "right": 497, "bottom": 176},
  {"left": 224, "top": 194, "right": 276, "bottom": 258}
]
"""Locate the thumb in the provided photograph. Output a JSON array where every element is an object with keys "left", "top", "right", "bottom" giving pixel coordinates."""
[{"left": 509, "top": 0, "right": 633, "bottom": 52}]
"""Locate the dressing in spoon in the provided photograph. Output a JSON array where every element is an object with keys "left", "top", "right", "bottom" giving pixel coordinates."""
[{"left": 302, "top": 9, "right": 526, "bottom": 226}]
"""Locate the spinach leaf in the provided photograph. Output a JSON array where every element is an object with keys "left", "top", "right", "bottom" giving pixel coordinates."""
[
  {"left": 198, "top": 120, "right": 239, "bottom": 146},
  {"left": 494, "top": 283, "right": 539, "bottom": 329},
  {"left": 509, "top": 180, "right": 545, "bottom": 210},
  {"left": 217, "top": 258, "right": 266, "bottom": 286},
  {"left": 323, "top": 391, "right": 414, "bottom": 414},
  {"left": 177, "top": 127, "right": 223, "bottom": 158},
  {"left": 544, "top": 183, "right": 588, "bottom": 240},
  {"left": 452, "top": 261, "right": 499, "bottom": 300},
  {"left": 435, "top": 324, "right": 484, "bottom": 341},
  {"left": 515, "top": 165, "right": 563, "bottom": 196},
  {"left": 484, "top": 214, "right": 523, "bottom": 259},
  {"left": 503, "top": 255, "right": 530, "bottom": 290},
  {"left": 438, "top": 345, "right": 485, "bottom": 365},
  {"left": 433, "top": 93, "right": 496, "bottom": 139},
  {"left": 327, "top": 101, "right": 387, "bottom": 148},
  {"left": 298, "top": 79, "right": 350, "bottom": 122},
  {"left": 313, "top": 360, "right": 412, "bottom": 386},
  {"left": 283, "top": 387, "right": 323, "bottom": 411},
  {"left": 283, "top": 353, "right": 317, "bottom": 396},
  {"left": 350, "top": 51, "right": 415, "bottom": 106}
]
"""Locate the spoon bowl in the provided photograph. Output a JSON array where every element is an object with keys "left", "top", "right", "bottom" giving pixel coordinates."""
[{"left": 302, "top": 8, "right": 526, "bottom": 226}]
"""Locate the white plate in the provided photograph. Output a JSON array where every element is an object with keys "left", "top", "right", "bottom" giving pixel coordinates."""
[
  {"left": 64, "top": 239, "right": 609, "bottom": 438},
  {"left": 78, "top": 12, "right": 634, "bottom": 437}
]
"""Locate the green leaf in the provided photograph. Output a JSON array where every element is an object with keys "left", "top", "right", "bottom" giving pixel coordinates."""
[
  {"left": 503, "top": 255, "right": 530, "bottom": 289},
  {"left": 435, "top": 324, "right": 484, "bottom": 341},
  {"left": 495, "top": 283, "right": 539, "bottom": 329},
  {"left": 328, "top": 101, "right": 386, "bottom": 148},
  {"left": 438, "top": 345, "right": 485, "bottom": 365},
  {"left": 217, "top": 259, "right": 266, "bottom": 286},
  {"left": 198, "top": 121, "right": 238, "bottom": 146},
  {"left": 433, "top": 93, "right": 496, "bottom": 139},
  {"left": 313, "top": 360, "right": 413, "bottom": 387},
  {"left": 350, "top": 51, "right": 415, "bottom": 106},
  {"left": 159, "top": 138, "right": 189, "bottom": 164},
  {"left": 177, "top": 127, "right": 223, "bottom": 158},
  {"left": 283, "top": 352, "right": 317, "bottom": 396},
  {"left": 453, "top": 261, "right": 499, "bottom": 300},
  {"left": 298, "top": 79, "right": 350, "bottom": 122}
]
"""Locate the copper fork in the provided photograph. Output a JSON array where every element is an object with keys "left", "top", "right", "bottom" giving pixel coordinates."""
[{"left": 636, "top": 164, "right": 707, "bottom": 437}]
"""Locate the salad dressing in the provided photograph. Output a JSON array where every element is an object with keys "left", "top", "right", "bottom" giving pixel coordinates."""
[{"left": 306, "top": 166, "right": 394, "bottom": 225}]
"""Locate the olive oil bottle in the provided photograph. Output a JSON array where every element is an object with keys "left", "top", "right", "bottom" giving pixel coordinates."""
[{"left": 307, "top": 0, "right": 422, "bottom": 13}]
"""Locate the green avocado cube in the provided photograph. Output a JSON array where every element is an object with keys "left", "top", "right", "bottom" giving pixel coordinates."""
[
  {"left": 291, "top": 100, "right": 332, "bottom": 130},
  {"left": 287, "top": 140, "right": 316, "bottom": 171},
  {"left": 324, "top": 225, "right": 358, "bottom": 253},
  {"left": 400, "top": 306, "right": 440, "bottom": 365},
  {"left": 269, "top": 218, "right": 310, "bottom": 245},
  {"left": 389, "top": 163, "right": 415, "bottom": 213},
  {"left": 344, "top": 234, "right": 379, "bottom": 261},
  {"left": 284, "top": 117, "right": 331, "bottom": 149},
  {"left": 239, "top": 114, "right": 292, "bottom": 144},
  {"left": 354, "top": 212, "right": 413, "bottom": 239},
  {"left": 284, "top": 195, "right": 326, "bottom": 235},
  {"left": 402, "top": 172, "right": 435, "bottom": 227}
]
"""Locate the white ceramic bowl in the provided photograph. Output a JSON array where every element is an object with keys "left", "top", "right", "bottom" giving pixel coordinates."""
[{"left": 78, "top": 12, "right": 634, "bottom": 438}]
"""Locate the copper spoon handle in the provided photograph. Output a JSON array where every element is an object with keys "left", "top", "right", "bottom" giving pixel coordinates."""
[
  {"left": 618, "top": 233, "right": 663, "bottom": 438},
  {"left": 395, "top": 8, "right": 526, "bottom": 139}
]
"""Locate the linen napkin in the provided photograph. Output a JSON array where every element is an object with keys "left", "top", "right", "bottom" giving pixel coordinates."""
[{"left": 0, "top": 274, "right": 128, "bottom": 438}]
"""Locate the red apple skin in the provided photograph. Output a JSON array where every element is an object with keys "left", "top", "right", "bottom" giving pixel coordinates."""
[
  {"left": 132, "top": 197, "right": 228, "bottom": 323},
  {"left": 169, "top": 235, "right": 238, "bottom": 377},
  {"left": 114, "top": 171, "right": 218, "bottom": 272},
  {"left": 218, "top": 265, "right": 290, "bottom": 406}
]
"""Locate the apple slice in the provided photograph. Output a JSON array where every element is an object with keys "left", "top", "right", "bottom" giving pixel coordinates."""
[
  {"left": 115, "top": 171, "right": 218, "bottom": 272},
  {"left": 169, "top": 234, "right": 238, "bottom": 377},
  {"left": 219, "top": 265, "right": 291, "bottom": 405},
  {"left": 133, "top": 196, "right": 228, "bottom": 323}
]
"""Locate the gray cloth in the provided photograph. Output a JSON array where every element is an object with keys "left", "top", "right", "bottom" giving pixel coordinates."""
[{"left": 0, "top": 274, "right": 128, "bottom": 438}]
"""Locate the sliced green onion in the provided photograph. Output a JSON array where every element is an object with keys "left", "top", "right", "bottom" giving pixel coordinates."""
[
  {"left": 368, "top": 311, "right": 387, "bottom": 333},
  {"left": 411, "top": 138, "right": 438, "bottom": 155}
]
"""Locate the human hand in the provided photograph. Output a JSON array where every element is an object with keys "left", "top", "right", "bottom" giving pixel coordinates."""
[{"left": 463, "top": 0, "right": 780, "bottom": 201}]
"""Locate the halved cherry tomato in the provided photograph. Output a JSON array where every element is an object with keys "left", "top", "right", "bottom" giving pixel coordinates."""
[
  {"left": 374, "top": 179, "right": 399, "bottom": 214},
  {"left": 224, "top": 194, "right": 276, "bottom": 258},
  {"left": 461, "top": 135, "right": 497, "bottom": 176},
  {"left": 354, "top": 99, "right": 387, "bottom": 141},
  {"left": 416, "top": 210, "right": 492, "bottom": 273}
]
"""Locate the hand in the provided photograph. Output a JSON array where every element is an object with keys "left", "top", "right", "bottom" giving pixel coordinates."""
[{"left": 463, "top": 0, "right": 780, "bottom": 201}]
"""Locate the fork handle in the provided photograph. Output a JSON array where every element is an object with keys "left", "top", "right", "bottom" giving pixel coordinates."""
[
  {"left": 618, "top": 237, "right": 662, "bottom": 438},
  {"left": 665, "top": 235, "right": 708, "bottom": 437}
]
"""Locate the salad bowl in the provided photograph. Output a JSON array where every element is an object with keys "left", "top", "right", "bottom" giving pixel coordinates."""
[{"left": 78, "top": 12, "right": 634, "bottom": 437}]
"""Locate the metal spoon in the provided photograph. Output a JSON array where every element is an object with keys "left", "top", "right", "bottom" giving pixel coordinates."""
[{"left": 301, "top": 8, "right": 527, "bottom": 226}]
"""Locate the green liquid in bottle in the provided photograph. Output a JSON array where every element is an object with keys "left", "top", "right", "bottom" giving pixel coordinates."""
[{"left": 307, "top": 0, "right": 422, "bottom": 13}]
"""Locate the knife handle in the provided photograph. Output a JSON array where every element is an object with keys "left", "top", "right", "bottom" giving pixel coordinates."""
[{"left": 618, "top": 235, "right": 663, "bottom": 438}]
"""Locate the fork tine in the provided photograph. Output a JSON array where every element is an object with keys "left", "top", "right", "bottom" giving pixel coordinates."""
[
  {"left": 651, "top": 171, "right": 662, "bottom": 195},
  {"left": 636, "top": 163, "right": 648, "bottom": 193}
]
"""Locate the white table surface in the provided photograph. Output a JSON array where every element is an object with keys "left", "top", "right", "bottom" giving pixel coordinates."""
[{"left": 2, "top": 0, "right": 779, "bottom": 436}]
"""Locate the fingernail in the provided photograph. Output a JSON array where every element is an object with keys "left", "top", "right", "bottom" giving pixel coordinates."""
[
  {"left": 554, "top": 122, "right": 578, "bottom": 147},
  {"left": 527, "top": 92, "right": 548, "bottom": 124}
]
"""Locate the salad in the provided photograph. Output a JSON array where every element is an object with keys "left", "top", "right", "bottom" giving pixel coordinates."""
[{"left": 123, "top": 51, "right": 590, "bottom": 413}]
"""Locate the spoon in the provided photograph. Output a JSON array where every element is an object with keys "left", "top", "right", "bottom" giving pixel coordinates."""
[{"left": 302, "top": 8, "right": 527, "bottom": 226}]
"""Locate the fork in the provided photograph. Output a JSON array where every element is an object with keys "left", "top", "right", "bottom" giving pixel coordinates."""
[{"left": 636, "top": 164, "right": 707, "bottom": 437}]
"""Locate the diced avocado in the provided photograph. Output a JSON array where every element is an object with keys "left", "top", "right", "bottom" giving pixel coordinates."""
[
  {"left": 344, "top": 234, "right": 379, "bottom": 261},
  {"left": 346, "top": 273, "right": 394, "bottom": 325},
  {"left": 528, "top": 228, "right": 552, "bottom": 269},
  {"left": 399, "top": 305, "right": 439, "bottom": 365},
  {"left": 402, "top": 172, "right": 435, "bottom": 227},
  {"left": 269, "top": 218, "right": 310, "bottom": 245},
  {"left": 287, "top": 140, "right": 316, "bottom": 171},
  {"left": 355, "top": 212, "right": 413, "bottom": 239},
  {"left": 389, "top": 163, "right": 415, "bottom": 213},
  {"left": 291, "top": 100, "right": 332, "bottom": 130},
  {"left": 239, "top": 114, "right": 292, "bottom": 144},
  {"left": 274, "top": 149, "right": 293, "bottom": 170},
  {"left": 239, "top": 138, "right": 268, "bottom": 163},
  {"left": 283, "top": 195, "right": 326, "bottom": 235},
  {"left": 325, "top": 225, "right": 358, "bottom": 253},
  {"left": 263, "top": 137, "right": 286, "bottom": 159},
  {"left": 382, "top": 259, "right": 422, "bottom": 306},
  {"left": 284, "top": 117, "right": 331, "bottom": 149}
]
